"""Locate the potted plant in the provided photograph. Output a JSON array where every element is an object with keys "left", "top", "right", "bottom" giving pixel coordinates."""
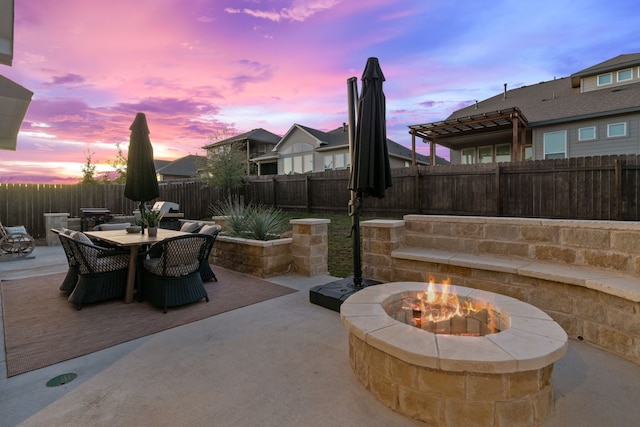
[{"left": 141, "top": 209, "right": 163, "bottom": 236}]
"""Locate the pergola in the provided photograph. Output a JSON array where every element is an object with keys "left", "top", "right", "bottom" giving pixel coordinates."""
[{"left": 408, "top": 107, "right": 528, "bottom": 165}]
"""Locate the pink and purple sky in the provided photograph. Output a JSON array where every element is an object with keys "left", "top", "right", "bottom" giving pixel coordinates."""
[{"left": 1, "top": 0, "right": 639, "bottom": 184}]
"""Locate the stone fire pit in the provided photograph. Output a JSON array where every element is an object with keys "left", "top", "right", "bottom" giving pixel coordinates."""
[{"left": 340, "top": 282, "right": 568, "bottom": 427}]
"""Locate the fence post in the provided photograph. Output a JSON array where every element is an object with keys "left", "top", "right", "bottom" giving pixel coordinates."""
[
  {"left": 615, "top": 159, "right": 623, "bottom": 220},
  {"left": 306, "top": 175, "right": 312, "bottom": 213},
  {"left": 272, "top": 176, "right": 277, "bottom": 209},
  {"left": 495, "top": 164, "right": 502, "bottom": 216}
]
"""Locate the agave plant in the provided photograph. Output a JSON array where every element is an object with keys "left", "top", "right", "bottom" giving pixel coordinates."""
[
  {"left": 209, "top": 197, "right": 287, "bottom": 241},
  {"left": 245, "top": 206, "right": 288, "bottom": 240}
]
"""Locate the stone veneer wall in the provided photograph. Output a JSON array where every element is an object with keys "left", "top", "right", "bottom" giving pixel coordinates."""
[
  {"left": 349, "top": 334, "right": 554, "bottom": 427},
  {"left": 211, "top": 218, "right": 329, "bottom": 278},
  {"left": 360, "top": 215, "right": 640, "bottom": 365}
]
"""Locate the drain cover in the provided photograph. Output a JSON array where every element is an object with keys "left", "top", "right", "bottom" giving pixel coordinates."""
[{"left": 46, "top": 373, "right": 77, "bottom": 387}]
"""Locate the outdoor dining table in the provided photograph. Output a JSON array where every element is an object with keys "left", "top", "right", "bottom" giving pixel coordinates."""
[{"left": 85, "top": 228, "right": 190, "bottom": 303}]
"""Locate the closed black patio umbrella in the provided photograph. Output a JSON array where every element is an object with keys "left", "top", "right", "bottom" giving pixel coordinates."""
[
  {"left": 309, "top": 57, "right": 392, "bottom": 310},
  {"left": 124, "top": 112, "right": 159, "bottom": 233},
  {"left": 348, "top": 57, "right": 392, "bottom": 286}
]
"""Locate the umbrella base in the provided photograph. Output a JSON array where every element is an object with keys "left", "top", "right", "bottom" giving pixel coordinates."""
[{"left": 309, "top": 276, "right": 381, "bottom": 312}]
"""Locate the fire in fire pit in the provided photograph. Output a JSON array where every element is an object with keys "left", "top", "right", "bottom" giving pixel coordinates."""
[{"left": 385, "top": 277, "right": 500, "bottom": 336}]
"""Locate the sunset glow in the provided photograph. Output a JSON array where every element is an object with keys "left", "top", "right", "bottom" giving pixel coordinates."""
[{"left": 1, "top": 0, "right": 638, "bottom": 184}]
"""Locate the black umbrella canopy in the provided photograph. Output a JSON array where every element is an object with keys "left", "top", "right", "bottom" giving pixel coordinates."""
[
  {"left": 124, "top": 112, "right": 159, "bottom": 204},
  {"left": 348, "top": 57, "right": 392, "bottom": 199}
]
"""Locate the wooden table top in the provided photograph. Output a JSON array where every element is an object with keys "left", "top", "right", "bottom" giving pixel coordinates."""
[{"left": 85, "top": 228, "right": 189, "bottom": 247}]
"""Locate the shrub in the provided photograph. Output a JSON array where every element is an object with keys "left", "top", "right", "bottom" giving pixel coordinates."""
[{"left": 209, "top": 197, "right": 287, "bottom": 241}]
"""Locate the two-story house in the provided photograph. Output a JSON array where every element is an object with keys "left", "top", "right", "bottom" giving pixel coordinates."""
[
  {"left": 409, "top": 53, "right": 640, "bottom": 164},
  {"left": 251, "top": 123, "right": 438, "bottom": 175},
  {"left": 202, "top": 128, "right": 282, "bottom": 175}
]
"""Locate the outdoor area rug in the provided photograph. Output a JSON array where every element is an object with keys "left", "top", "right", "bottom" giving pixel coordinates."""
[{"left": 1, "top": 267, "right": 297, "bottom": 377}]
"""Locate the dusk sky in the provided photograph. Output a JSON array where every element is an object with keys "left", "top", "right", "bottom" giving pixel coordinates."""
[{"left": 2, "top": 0, "right": 640, "bottom": 184}]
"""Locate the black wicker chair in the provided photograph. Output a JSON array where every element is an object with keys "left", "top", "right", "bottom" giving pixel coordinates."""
[
  {"left": 54, "top": 229, "right": 79, "bottom": 293},
  {"left": 59, "top": 233, "right": 130, "bottom": 309},
  {"left": 198, "top": 224, "right": 221, "bottom": 281},
  {"left": 139, "top": 234, "right": 213, "bottom": 313}
]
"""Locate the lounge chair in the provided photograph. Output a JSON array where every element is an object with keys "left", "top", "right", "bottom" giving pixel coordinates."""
[
  {"left": 0, "top": 219, "right": 36, "bottom": 261},
  {"left": 58, "top": 232, "right": 130, "bottom": 309},
  {"left": 139, "top": 234, "right": 213, "bottom": 313}
]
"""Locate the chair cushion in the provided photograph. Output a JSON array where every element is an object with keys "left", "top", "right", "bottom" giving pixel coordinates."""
[
  {"left": 180, "top": 222, "right": 202, "bottom": 233},
  {"left": 5, "top": 225, "right": 28, "bottom": 234},
  {"left": 70, "top": 231, "right": 93, "bottom": 245},
  {"left": 199, "top": 224, "right": 221, "bottom": 235}
]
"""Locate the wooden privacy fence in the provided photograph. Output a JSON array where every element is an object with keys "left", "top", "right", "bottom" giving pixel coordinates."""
[{"left": 3, "top": 155, "right": 640, "bottom": 240}]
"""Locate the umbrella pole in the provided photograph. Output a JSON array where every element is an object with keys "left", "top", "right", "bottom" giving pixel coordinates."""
[
  {"left": 139, "top": 201, "right": 146, "bottom": 234},
  {"left": 350, "top": 192, "right": 363, "bottom": 287},
  {"left": 347, "top": 76, "right": 363, "bottom": 287}
]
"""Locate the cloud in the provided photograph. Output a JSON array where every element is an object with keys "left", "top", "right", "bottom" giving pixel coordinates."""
[
  {"left": 225, "top": 0, "right": 342, "bottom": 23},
  {"left": 43, "top": 73, "right": 86, "bottom": 87}
]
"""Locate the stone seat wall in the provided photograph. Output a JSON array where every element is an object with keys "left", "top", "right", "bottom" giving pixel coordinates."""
[{"left": 360, "top": 215, "right": 640, "bottom": 365}]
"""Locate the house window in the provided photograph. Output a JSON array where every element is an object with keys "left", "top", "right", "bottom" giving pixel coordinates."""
[
  {"left": 543, "top": 131, "right": 567, "bottom": 159},
  {"left": 617, "top": 69, "right": 633, "bottom": 82},
  {"left": 323, "top": 153, "right": 347, "bottom": 171},
  {"left": 578, "top": 126, "right": 596, "bottom": 141},
  {"left": 284, "top": 154, "right": 313, "bottom": 174},
  {"left": 461, "top": 148, "right": 475, "bottom": 164},
  {"left": 524, "top": 145, "right": 533, "bottom": 160},
  {"left": 324, "top": 156, "right": 333, "bottom": 171},
  {"left": 495, "top": 144, "right": 512, "bottom": 162},
  {"left": 597, "top": 73, "right": 612, "bottom": 86},
  {"left": 607, "top": 122, "right": 627, "bottom": 138},
  {"left": 478, "top": 146, "right": 493, "bottom": 163}
]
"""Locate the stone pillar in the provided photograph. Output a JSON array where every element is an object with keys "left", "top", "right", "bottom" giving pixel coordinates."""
[
  {"left": 44, "top": 213, "right": 70, "bottom": 246},
  {"left": 291, "top": 218, "right": 330, "bottom": 276},
  {"left": 360, "top": 219, "right": 405, "bottom": 282}
]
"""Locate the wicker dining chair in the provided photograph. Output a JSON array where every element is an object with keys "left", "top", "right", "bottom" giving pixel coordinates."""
[
  {"left": 59, "top": 233, "right": 130, "bottom": 309},
  {"left": 54, "top": 229, "right": 80, "bottom": 293},
  {"left": 198, "top": 224, "right": 221, "bottom": 281},
  {"left": 139, "top": 234, "right": 213, "bottom": 313}
]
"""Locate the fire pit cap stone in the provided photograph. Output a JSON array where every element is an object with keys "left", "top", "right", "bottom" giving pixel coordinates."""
[{"left": 341, "top": 282, "right": 568, "bottom": 373}]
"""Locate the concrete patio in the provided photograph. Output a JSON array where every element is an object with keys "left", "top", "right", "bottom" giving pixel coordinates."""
[{"left": 1, "top": 246, "right": 639, "bottom": 426}]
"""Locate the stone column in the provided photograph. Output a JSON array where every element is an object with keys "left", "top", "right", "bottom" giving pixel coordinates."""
[
  {"left": 290, "top": 218, "right": 330, "bottom": 276},
  {"left": 360, "top": 219, "right": 405, "bottom": 282},
  {"left": 44, "top": 213, "right": 70, "bottom": 246}
]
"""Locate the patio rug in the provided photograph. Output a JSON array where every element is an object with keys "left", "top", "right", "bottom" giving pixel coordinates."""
[{"left": 1, "top": 267, "right": 297, "bottom": 377}]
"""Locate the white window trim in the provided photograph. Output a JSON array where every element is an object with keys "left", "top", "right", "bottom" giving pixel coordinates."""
[
  {"left": 543, "top": 130, "right": 567, "bottom": 159},
  {"left": 461, "top": 147, "right": 475, "bottom": 164},
  {"left": 578, "top": 126, "right": 596, "bottom": 141},
  {"left": 607, "top": 122, "right": 627, "bottom": 138},
  {"left": 495, "top": 143, "right": 512, "bottom": 162},
  {"left": 617, "top": 68, "right": 633, "bottom": 82},
  {"left": 597, "top": 73, "right": 612, "bottom": 86}
]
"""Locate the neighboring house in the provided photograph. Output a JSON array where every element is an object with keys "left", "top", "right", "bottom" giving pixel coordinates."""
[
  {"left": 155, "top": 155, "right": 205, "bottom": 181},
  {"left": 409, "top": 53, "right": 640, "bottom": 164},
  {"left": 251, "top": 123, "right": 439, "bottom": 176},
  {"left": 202, "top": 128, "right": 281, "bottom": 176}
]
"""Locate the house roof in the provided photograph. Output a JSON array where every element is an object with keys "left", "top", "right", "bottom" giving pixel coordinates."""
[
  {"left": 202, "top": 128, "right": 281, "bottom": 149},
  {"left": 155, "top": 155, "right": 206, "bottom": 178},
  {"left": 255, "top": 123, "right": 437, "bottom": 165},
  {"left": 571, "top": 53, "right": 640, "bottom": 86},
  {"left": 410, "top": 54, "right": 640, "bottom": 144}
]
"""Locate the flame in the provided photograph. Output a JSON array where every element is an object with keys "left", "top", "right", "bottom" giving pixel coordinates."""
[{"left": 401, "top": 276, "right": 497, "bottom": 335}]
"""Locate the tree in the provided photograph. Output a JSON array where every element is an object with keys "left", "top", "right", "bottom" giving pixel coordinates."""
[
  {"left": 79, "top": 150, "right": 97, "bottom": 184},
  {"left": 106, "top": 143, "right": 128, "bottom": 183},
  {"left": 199, "top": 143, "right": 246, "bottom": 192}
]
